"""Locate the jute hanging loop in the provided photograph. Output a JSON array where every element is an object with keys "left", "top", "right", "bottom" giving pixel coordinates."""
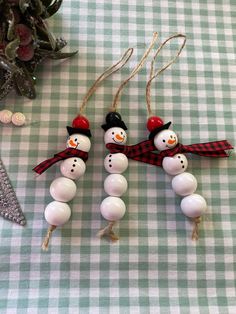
[{"left": 146, "top": 34, "right": 186, "bottom": 117}]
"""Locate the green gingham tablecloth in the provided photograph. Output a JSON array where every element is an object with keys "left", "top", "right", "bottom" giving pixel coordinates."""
[{"left": 0, "top": 0, "right": 236, "bottom": 313}]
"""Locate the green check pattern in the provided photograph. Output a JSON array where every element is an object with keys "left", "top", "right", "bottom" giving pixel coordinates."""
[{"left": 0, "top": 0, "right": 236, "bottom": 313}]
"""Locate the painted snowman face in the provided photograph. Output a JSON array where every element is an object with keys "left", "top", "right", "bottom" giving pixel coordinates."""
[
  {"left": 154, "top": 129, "right": 178, "bottom": 151},
  {"left": 104, "top": 127, "right": 127, "bottom": 145},
  {"left": 66, "top": 133, "right": 91, "bottom": 152},
  {"left": 60, "top": 157, "right": 86, "bottom": 180},
  {"left": 104, "top": 153, "right": 128, "bottom": 174}
]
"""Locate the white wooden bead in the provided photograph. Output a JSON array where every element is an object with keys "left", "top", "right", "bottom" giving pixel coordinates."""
[
  {"left": 11, "top": 112, "right": 26, "bottom": 126},
  {"left": 66, "top": 133, "right": 91, "bottom": 152},
  {"left": 100, "top": 196, "right": 126, "bottom": 221},
  {"left": 162, "top": 154, "right": 188, "bottom": 175},
  {"left": 180, "top": 194, "right": 207, "bottom": 218},
  {"left": 104, "top": 174, "right": 128, "bottom": 197},
  {"left": 0, "top": 110, "right": 13, "bottom": 124},
  {"left": 171, "top": 172, "right": 197, "bottom": 196},
  {"left": 50, "top": 177, "right": 77, "bottom": 202},
  {"left": 60, "top": 157, "right": 86, "bottom": 180},
  {"left": 104, "top": 153, "right": 128, "bottom": 174},
  {"left": 154, "top": 129, "right": 178, "bottom": 151},
  {"left": 104, "top": 127, "right": 127, "bottom": 145},
  {"left": 44, "top": 201, "right": 71, "bottom": 226}
]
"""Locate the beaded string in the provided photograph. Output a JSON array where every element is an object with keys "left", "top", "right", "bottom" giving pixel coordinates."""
[
  {"left": 39, "top": 48, "right": 133, "bottom": 251},
  {"left": 98, "top": 32, "right": 159, "bottom": 241},
  {"left": 144, "top": 34, "right": 209, "bottom": 241}
]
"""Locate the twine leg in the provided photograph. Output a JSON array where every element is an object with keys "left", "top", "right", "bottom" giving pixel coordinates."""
[
  {"left": 191, "top": 217, "right": 202, "bottom": 241},
  {"left": 97, "top": 221, "right": 119, "bottom": 242},
  {"left": 41, "top": 225, "right": 56, "bottom": 251}
]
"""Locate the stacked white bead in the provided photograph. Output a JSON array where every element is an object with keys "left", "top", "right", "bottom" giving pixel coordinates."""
[
  {"left": 50, "top": 177, "right": 77, "bottom": 202},
  {"left": 171, "top": 172, "right": 197, "bottom": 196},
  {"left": 60, "top": 157, "right": 86, "bottom": 180},
  {"left": 44, "top": 201, "right": 71, "bottom": 226},
  {"left": 154, "top": 129, "right": 207, "bottom": 222},
  {"left": 104, "top": 153, "right": 128, "bottom": 174},
  {"left": 101, "top": 126, "right": 128, "bottom": 224},
  {"left": 162, "top": 154, "right": 188, "bottom": 175},
  {"left": 100, "top": 196, "right": 126, "bottom": 221},
  {"left": 104, "top": 174, "right": 128, "bottom": 197},
  {"left": 180, "top": 194, "right": 207, "bottom": 218}
]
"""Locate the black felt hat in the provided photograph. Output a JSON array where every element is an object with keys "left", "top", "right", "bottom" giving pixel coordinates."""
[
  {"left": 101, "top": 112, "right": 128, "bottom": 131},
  {"left": 149, "top": 121, "right": 172, "bottom": 139},
  {"left": 66, "top": 126, "right": 92, "bottom": 138}
]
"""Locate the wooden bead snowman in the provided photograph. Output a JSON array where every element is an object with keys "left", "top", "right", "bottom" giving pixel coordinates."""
[
  {"left": 34, "top": 115, "right": 91, "bottom": 250},
  {"left": 147, "top": 116, "right": 207, "bottom": 239},
  {"left": 98, "top": 112, "right": 129, "bottom": 241}
]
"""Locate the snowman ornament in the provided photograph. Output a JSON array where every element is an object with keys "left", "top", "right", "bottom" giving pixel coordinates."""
[
  {"left": 147, "top": 116, "right": 223, "bottom": 240},
  {"left": 98, "top": 112, "right": 129, "bottom": 241},
  {"left": 33, "top": 115, "right": 91, "bottom": 250}
]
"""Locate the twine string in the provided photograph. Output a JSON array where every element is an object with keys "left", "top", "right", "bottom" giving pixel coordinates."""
[
  {"left": 97, "top": 221, "right": 119, "bottom": 242},
  {"left": 41, "top": 225, "right": 57, "bottom": 251},
  {"left": 110, "top": 32, "right": 159, "bottom": 112},
  {"left": 79, "top": 48, "right": 134, "bottom": 115},
  {"left": 191, "top": 216, "right": 202, "bottom": 241},
  {"left": 146, "top": 33, "right": 187, "bottom": 117}
]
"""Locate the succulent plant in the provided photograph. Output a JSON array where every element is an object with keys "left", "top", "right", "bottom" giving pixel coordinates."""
[{"left": 0, "top": 0, "right": 77, "bottom": 100}]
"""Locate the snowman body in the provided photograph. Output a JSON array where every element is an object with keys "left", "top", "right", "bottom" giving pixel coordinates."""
[
  {"left": 100, "top": 127, "right": 128, "bottom": 222},
  {"left": 154, "top": 129, "right": 207, "bottom": 218},
  {"left": 44, "top": 133, "right": 91, "bottom": 227}
]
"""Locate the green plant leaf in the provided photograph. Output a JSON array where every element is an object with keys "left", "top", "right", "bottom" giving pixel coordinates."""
[
  {"left": 5, "top": 38, "right": 20, "bottom": 60},
  {"left": 14, "top": 67, "right": 36, "bottom": 99},
  {"left": 19, "top": 0, "right": 31, "bottom": 14},
  {"left": 42, "top": 0, "right": 63, "bottom": 18}
]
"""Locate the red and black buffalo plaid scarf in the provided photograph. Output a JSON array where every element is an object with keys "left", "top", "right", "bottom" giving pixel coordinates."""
[
  {"left": 106, "top": 139, "right": 233, "bottom": 167},
  {"left": 33, "top": 148, "right": 89, "bottom": 175}
]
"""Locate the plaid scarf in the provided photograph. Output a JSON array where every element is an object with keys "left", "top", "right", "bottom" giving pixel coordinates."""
[
  {"left": 33, "top": 148, "right": 89, "bottom": 175},
  {"left": 106, "top": 140, "right": 233, "bottom": 167}
]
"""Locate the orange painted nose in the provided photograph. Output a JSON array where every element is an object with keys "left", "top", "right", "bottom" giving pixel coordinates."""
[
  {"left": 69, "top": 139, "right": 77, "bottom": 147},
  {"left": 168, "top": 138, "right": 176, "bottom": 145},
  {"left": 115, "top": 134, "right": 124, "bottom": 141}
]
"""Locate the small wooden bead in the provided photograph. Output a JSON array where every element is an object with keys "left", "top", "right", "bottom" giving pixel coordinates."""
[
  {"left": 44, "top": 201, "right": 71, "bottom": 226},
  {"left": 171, "top": 172, "right": 197, "bottom": 196},
  {"left": 50, "top": 177, "right": 77, "bottom": 202},
  {"left": 104, "top": 174, "right": 128, "bottom": 197},
  {"left": 100, "top": 196, "right": 126, "bottom": 221},
  {"left": 11, "top": 112, "right": 26, "bottom": 126},
  {"left": 180, "top": 194, "right": 207, "bottom": 218},
  {"left": 0, "top": 110, "right": 13, "bottom": 124},
  {"left": 104, "top": 153, "right": 128, "bottom": 174}
]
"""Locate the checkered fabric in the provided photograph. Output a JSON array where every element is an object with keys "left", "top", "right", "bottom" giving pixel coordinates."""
[{"left": 0, "top": 0, "right": 236, "bottom": 313}]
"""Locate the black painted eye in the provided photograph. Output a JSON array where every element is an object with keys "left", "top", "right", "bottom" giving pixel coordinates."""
[
  {"left": 121, "top": 132, "right": 123, "bottom": 135},
  {"left": 75, "top": 138, "right": 78, "bottom": 142},
  {"left": 170, "top": 135, "right": 173, "bottom": 138},
  {"left": 163, "top": 139, "right": 166, "bottom": 143},
  {"left": 112, "top": 132, "right": 114, "bottom": 135}
]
